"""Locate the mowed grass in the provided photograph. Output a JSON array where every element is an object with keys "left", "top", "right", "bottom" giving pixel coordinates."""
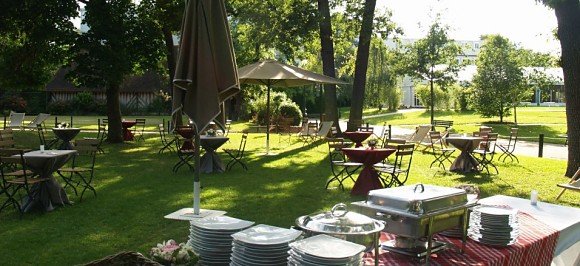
[
  {"left": 0, "top": 112, "right": 577, "bottom": 265},
  {"left": 353, "top": 107, "right": 568, "bottom": 144}
]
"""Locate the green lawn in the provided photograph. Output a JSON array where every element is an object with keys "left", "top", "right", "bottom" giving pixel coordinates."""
[
  {"left": 0, "top": 115, "right": 578, "bottom": 265},
  {"left": 345, "top": 107, "right": 568, "bottom": 145}
]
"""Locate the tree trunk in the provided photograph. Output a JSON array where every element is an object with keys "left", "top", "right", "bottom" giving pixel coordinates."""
[
  {"left": 347, "top": 0, "right": 376, "bottom": 132},
  {"left": 106, "top": 84, "right": 123, "bottom": 143},
  {"left": 163, "top": 26, "right": 176, "bottom": 93},
  {"left": 555, "top": 0, "right": 580, "bottom": 177},
  {"left": 317, "top": 0, "right": 341, "bottom": 134}
]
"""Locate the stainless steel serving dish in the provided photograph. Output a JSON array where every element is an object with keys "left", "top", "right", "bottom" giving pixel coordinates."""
[
  {"left": 295, "top": 203, "right": 384, "bottom": 252},
  {"left": 351, "top": 183, "right": 477, "bottom": 239}
]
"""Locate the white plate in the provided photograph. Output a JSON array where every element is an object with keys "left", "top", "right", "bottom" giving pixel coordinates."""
[
  {"left": 232, "top": 224, "right": 302, "bottom": 245},
  {"left": 190, "top": 215, "right": 254, "bottom": 231},
  {"left": 473, "top": 206, "right": 518, "bottom": 216},
  {"left": 289, "top": 234, "right": 365, "bottom": 259}
]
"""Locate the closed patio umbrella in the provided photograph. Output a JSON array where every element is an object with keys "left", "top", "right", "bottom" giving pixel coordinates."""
[
  {"left": 172, "top": 0, "right": 239, "bottom": 216},
  {"left": 238, "top": 59, "right": 346, "bottom": 154}
]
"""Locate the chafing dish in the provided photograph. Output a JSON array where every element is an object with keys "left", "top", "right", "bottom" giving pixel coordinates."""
[{"left": 351, "top": 183, "right": 477, "bottom": 264}]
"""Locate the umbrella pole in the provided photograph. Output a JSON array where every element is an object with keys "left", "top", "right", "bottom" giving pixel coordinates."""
[
  {"left": 266, "top": 85, "right": 271, "bottom": 154},
  {"left": 194, "top": 128, "right": 201, "bottom": 215}
]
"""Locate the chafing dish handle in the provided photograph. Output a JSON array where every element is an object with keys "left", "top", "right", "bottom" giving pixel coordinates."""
[{"left": 413, "top": 183, "right": 425, "bottom": 193}]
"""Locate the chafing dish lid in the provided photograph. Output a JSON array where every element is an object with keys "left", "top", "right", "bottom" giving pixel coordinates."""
[{"left": 296, "top": 203, "right": 384, "bottom": 234}]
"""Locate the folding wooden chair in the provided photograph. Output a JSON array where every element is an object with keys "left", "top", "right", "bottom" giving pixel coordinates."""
[
  {"left": 57, "top": 139, "right": 99, "bottom": 201},
  {"left": 325, "top": 138, "right": 362, "bottom": 191},
  {"left": 223, "top": 132, "right": 248, "bottom": 171},
  {"left": 556, "top": 167, "right": 580, "bottom": 200},
  {"left": 157, "top": 123, "right": 176, "bottom": 154},
  {"left": 37, "top": 124, "right": 59, "bottom": 150},
  {"left": 498, "top": 128, "right": 519, "bottom": 163},
  {"left": 173, "top": 137, "right": 195, "bottom": 173},
  {"left": 428, "top": 131, "right": 456, "bottom": 170},
  {"left": 473, "top": 133, "right": 498, "bottom": 174},
  {"left": 0, "top": 149, "right": 47, "bottom": 216},
  {"left": 376, "top": 143, "right": 415, "bottom": 187},
  {"left": 134, "top": 118, "right": 146, "bottom": 141}
]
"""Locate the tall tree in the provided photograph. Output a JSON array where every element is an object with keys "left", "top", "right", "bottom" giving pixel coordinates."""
[
  {"left": 317, "top": 0, "right": 341, "bottom": 133},
  {"left": 67, "top": 0, "right": 165, "bottom": 143},
  {"left": 472, "top": 35, "right": 524, "bottom": 123},
  {"left": 366, "top": 38, "right": 399, "bottom": 110},
  {"left": 347, "top": 0, "right": 376, "bottom": 131},
  {"left": 401, "top": 18, "right": 463, "bottom": 125},
  {"left": 538, "top": 0, "right": 580, "bottom": 177},
  {"left": 0, "top": 0, "right": 78, "bottom": 91}
]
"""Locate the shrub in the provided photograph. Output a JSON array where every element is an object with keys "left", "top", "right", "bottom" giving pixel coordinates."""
[
  {"left": 0, "top": 95, "right": 28, "bottom": 113},
  {"left": 47, "top": 100, "right": 71, "bottom": 115},
  {"left": 71, "top": 92, "right": 97, "bottom": 114},
  {"left": 278, "top": 102, "right": 302, "bottom": 125},
  {"left": 246, "top": 91, "right": 303, "bottom": 125}
]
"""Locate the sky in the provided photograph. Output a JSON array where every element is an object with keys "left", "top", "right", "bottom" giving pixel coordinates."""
[{"left": 376, "top": 0, "right": 560, "bottom": 54}]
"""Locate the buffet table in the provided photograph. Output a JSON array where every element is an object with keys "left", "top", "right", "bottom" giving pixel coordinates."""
[{"left": 362, "top": 195, "right": 579, "bottom": 266}]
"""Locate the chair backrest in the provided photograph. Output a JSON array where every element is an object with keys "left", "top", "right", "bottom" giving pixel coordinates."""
[
  {"left": 428, "top": 131, "right": 447, "bottom": 149},
  {"left": 300, "top": 122, "right": 317, "bottom": 135},
  {"left": 383, "top": 138, "right": 407, "bottom": 149},
  {"left": 135, "top": 118, "right": 146, "bottom": 134},
  {"left": 236, "top": 132, "right": 248, "bottom": 157},
  {"left": 357, "top": 126, "right": 374, "bottom": 132},
  {"left": 392, "top": 143, "right": 415, "bottom": 182},
  {"left": 506, "top": 128, "right": 518, "bottom": 147},
  {"left": 327, "top": 138, "right": 347, "bottom": 163},
  {"left": 37, "top": 124, "right": 49, "bottom": 146},
  {"left": 0, "top": 129, "right": 16, "bottom": 148},
  {"left": 317, "top": 121, "right": 334, "bottom": 138},
  {"left": 158, "top": 123, "right": 169, "bottom": 143},
  {"left": 25, "top": 113, "right": 50, "bottom": 129},
  {"left": 72, "top": 139, "right": 99, "bottom": 171},
  {"left": 0, "top": 148, "right": 29, "bottom": 181},
  {"left": 408, "top": 125, "right": 431, "bottom": 143},
  {"left": 481, "top": 133, "right": 498, "bottom": 153},
  {"left": 7, "top": 112, "right": 25, "bottom": 128}
]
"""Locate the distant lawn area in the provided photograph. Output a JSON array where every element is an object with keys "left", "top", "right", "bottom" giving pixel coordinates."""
[{"left": 339, "top": 106, "right": 567, "bottom": 145}]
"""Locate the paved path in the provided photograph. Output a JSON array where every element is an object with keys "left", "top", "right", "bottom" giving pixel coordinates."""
[{"left": 335, "top": 109, "right": 568, "bottom": 161}]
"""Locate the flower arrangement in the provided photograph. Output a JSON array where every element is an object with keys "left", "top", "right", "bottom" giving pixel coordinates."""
[
  {"left": 367, "top": 139, "right": 378, "bottom": 149},
  {"left": 206, "top": 128, "right": 216, "bottom": 136},
  {"left": 150, "top": 239, "right": 199, "bottom": 266}
]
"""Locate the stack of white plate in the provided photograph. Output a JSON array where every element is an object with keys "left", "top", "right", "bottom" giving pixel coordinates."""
[
  {"left": 287, "top": 234, "right": 365, "bottom": 266},
  {"left": 188, "top": 215, "right": 254, "bottom": 266},
  {"left": 230, "top": 224, "right": 302, "bottom": 266},
  {"left": 468, "top": 205, "right": 519, "bottom": 246}
]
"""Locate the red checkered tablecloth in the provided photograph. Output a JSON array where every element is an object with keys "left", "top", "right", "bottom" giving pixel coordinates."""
[{"left": 363, "top": 212, "right": 559, "bottom": 265}]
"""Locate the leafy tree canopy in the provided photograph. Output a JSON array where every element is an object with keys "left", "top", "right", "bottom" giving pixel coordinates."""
[
  {"left": 472, "top": 34, "right": 524, "bottom": 122},
  {"left": 0, "top": 0, "right": 78, "bottom": 91}
]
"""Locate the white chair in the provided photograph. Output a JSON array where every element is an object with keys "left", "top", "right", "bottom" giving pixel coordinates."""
[
  {"left": 556, "top": 167, "right": 580, "bottom": 200},
  {"left": 6, "top": 112, "right": 25, "bottom": 129},
  {"left": 407, "top": 124, "right": 432, "bottom": 150},
  {"left": 23, "top": 113, "right": 51, "bottom": 130}
]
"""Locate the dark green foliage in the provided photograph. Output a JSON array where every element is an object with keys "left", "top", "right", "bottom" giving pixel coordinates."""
[{"left": 279, "top": 102, "right": 303, "bottom": 125}]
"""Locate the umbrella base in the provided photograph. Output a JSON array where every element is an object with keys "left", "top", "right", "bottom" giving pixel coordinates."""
[{"left": 164, "top": 208, "right": 226, "bottom": 221}]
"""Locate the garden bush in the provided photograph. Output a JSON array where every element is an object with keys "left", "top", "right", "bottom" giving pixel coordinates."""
[{"left": 278, "top": 102, "right": 302, "bottom": 125}]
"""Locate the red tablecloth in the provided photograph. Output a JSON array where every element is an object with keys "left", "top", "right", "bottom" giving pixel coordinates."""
[
  {"left": 121, "top": 121, "right": 137, "bottom": 141},
  {"left": 175, "top": 127, "right": 195, "bottom": 151},
  {"left": 342, "top": 148, "right": 395, "bottom": 196},
  {"left": 345, "top": 131, "right": 373, "bottom": 148},
  {"left": 363, "top": 212, "right": 559, "bottom": 265}
]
